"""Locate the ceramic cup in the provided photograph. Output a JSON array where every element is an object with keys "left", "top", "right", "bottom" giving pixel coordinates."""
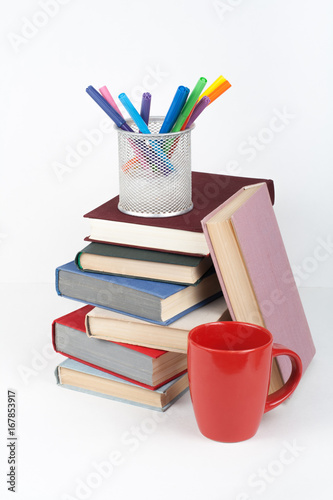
[{"left": 187, "top": 322, "right": 302, "bottom": 442}]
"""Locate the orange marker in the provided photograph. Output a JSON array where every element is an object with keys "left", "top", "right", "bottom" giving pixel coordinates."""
[
  {"left": 206, "top": 80, "right": 231, "bottom": 103},
  {"left": 181, "top": 105, "right": 197, "bottom": 130}
]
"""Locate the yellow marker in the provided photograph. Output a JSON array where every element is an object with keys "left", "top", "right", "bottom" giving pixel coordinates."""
[{"left": 198, "top": 75, "right": 226, "bottom": 100}]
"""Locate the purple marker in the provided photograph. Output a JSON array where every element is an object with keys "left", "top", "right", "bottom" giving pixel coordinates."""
[
  {"left": 140, "top": 92, "right": 151, "bottom": 125},
  {"left": 185, "top": 96, "right": 210, "bottom": 129}
]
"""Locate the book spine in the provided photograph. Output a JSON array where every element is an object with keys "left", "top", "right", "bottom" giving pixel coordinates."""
[
  {"left": 74, "top": 251, "right": 83, "bottom": 270},
  {"left": 51, "top": 321, "right": 58, "bottom": 351},
  {"left": 55, "top": 268, "right": 61, "bottom": 295},
  {"left": 54, "top": 365, "right": 61, "bottom": 385},
  {"left": 85, "top": 315, "right": 93, "bottom": 338}
]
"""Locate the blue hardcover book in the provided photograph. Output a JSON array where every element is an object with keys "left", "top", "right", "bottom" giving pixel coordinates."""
[
  {"left": 55, "top": 358, "right": 189, "bottom": 412},
  {"left": 55, "top": 261, "right": 222, "bottom": 325}
]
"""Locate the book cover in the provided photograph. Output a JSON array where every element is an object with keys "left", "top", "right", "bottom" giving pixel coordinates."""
[
  {"left": 55, "top": 261, "right": 222, "bottom": 325},
  {"left": 201, "top": 183, "right": 316, "bottom": 385},
  {"left": 52, "top": 305, "right": 187, "bottom": 389},
  {"left": 55, "top": 358, "right": 189, "bottom": 412},
  {"left": 84, "top": 171, "right": 275, "bottom": 255}
]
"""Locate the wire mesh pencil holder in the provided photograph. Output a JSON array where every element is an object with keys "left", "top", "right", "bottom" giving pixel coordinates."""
[{"left": 117, "top": 117, "right": 194, "bottom": 217}]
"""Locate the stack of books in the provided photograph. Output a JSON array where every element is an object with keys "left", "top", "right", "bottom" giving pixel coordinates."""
[{"left": 53, "top": 171, "right": 315, "bottom": 411}]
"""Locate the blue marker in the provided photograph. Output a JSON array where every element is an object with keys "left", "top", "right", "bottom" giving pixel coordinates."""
[
  {"left": 118, "top": 93, "right": 150, "bottom": 133},
  {"left": 159, "top": 86, "right": 189, "bottom": 133},
  {"left": 86, "top": 86, "right": 133, "bottom": 132},
  {"left": 118, "top": 93, "right": 174, "bottom": 172}
]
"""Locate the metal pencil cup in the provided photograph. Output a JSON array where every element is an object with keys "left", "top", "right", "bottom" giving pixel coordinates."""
[{"left": 117, "top": 117, "right": 194, "bottom": 217}]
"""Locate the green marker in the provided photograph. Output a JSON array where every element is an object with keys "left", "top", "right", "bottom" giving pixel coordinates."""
[{"left": 171, "top": 77, "right": 207, "bottom": 132}]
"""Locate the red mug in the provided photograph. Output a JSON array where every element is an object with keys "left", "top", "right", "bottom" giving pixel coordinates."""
[{"left": 187, "top": 322, "right": 302, "bottom": 442}]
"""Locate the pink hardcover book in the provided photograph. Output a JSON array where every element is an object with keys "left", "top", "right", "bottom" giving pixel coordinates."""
[{"left": 201, "top": 183, "right": 316, "bottom": 383}]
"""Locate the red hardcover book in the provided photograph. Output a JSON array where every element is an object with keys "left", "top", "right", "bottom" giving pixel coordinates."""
[
  {"left": 52, "top": 305, "right": 187, "bottom": 390},
  {"left": 83, "top": 171, "right": 275, "bottom": 255}
]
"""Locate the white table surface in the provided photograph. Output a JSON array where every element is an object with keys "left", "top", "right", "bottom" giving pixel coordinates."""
[{"left": 0, "top": 284, "right": 331, "bottom": 500}]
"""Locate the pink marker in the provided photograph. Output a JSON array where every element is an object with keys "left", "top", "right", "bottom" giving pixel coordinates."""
[{"left": 99, "top": 85, "right": 124, "bottom": 118}]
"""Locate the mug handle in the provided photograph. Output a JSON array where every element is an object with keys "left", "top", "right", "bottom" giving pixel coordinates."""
[{"left": 264, "top": 343, "right": 303, "bottom": 413}]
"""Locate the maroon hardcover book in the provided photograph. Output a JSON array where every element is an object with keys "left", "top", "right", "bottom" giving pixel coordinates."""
[{"left": 83, "top": 171, "right": 275, "bottom": 255}]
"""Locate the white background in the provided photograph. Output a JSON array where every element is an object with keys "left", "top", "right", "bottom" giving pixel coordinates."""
[{"left": 0, "top": 1, "right": 332, "bottom": 499}]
